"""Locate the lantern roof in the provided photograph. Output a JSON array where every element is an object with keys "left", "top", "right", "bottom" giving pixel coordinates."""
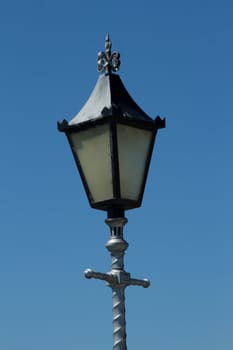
[
  {"left": 69, "top": 73, "right": 155, "bottom": 125},
  {"left": 58, "top": 35, "right": 165, "bottom": 131}
]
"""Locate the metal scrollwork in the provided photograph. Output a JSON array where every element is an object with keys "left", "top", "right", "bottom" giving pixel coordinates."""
[{"left": 97, "top": 34, "right": 121, "bottom": 74}]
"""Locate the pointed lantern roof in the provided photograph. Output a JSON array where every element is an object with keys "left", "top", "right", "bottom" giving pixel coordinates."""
[{"left": 58, "top": 35, "right": 165, "bottom": 131}]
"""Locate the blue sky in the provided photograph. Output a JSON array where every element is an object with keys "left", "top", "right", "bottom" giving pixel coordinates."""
[{"left": 0, "top": 0, "right": 232, "bottom": 349}]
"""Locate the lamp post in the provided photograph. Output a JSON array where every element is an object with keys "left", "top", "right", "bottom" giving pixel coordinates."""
[{"left": 58, "top": 35, "right": 165, "bottom": 350}]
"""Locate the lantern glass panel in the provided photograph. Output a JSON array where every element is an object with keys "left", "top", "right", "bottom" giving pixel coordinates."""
[
  {"left": 70, "top": 124, "right": 113, "bottom": 203},
  {"left": 117, "top": 124, "right": 152, "bottom": 201}
]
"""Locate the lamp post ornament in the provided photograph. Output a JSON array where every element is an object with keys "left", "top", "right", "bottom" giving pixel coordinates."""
[
  {"left": 58, "top": 35, "right": 165, "bottom": 350},
  {"left": 85, "top": 217, "right": 150, "bottom": 350}
]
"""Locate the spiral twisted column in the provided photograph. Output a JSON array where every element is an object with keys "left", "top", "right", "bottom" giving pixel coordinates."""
[
  {"left": 112, "top": 287, "right": 127, "bottom": 350},
  {"left": 84, "top": 216, "right": 150, "bottom": 350}
]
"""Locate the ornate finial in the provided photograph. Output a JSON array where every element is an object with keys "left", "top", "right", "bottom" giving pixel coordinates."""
[{"left": 97, "top": 34, "right": 121, "bottom": 74}]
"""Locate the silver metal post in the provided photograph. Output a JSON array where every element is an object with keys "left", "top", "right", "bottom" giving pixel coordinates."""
[{"left": 84, "top": 217, "right": 150, "bottom": 350}]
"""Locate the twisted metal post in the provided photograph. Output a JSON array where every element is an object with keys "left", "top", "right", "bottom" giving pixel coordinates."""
[
  {"left": 112, "top": 287, "right": 126, "bottom": 349},
  {"left": 84, "top": 216, "right": 150, "bottom": 350}
]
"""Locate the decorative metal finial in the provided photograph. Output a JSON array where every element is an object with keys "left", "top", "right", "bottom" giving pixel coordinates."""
[{"left": 97, "top": 34, "right": 121, "bottom": 74}]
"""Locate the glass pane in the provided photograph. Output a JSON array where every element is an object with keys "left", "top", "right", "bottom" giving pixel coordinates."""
[
  {"left": 117, "top": 124, "right": 152, "bottom": 201},
  {"left": 70, "top": 124, "right": 113, "bottom": 203}
]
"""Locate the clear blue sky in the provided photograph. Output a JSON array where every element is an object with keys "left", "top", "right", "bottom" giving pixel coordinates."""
[{"left": 0, "top": 1, "right": 232, "bottom": 349}]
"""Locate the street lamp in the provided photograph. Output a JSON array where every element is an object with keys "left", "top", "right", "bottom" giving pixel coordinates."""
[{"left": 58, "top": 35, "right": 165, "bottom": 350}]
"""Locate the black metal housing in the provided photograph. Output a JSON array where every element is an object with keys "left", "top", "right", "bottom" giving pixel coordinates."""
[{"left": 58, "top": 73, "right": 165, "bottom": 212}]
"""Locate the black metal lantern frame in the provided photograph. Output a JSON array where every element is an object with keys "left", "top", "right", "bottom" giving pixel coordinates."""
[
  {"left": 58, "top": 112, "right": 165, "bottom": 213},
  {"left": 58, "top": 37, "right": 165, "bottom": 216}
]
